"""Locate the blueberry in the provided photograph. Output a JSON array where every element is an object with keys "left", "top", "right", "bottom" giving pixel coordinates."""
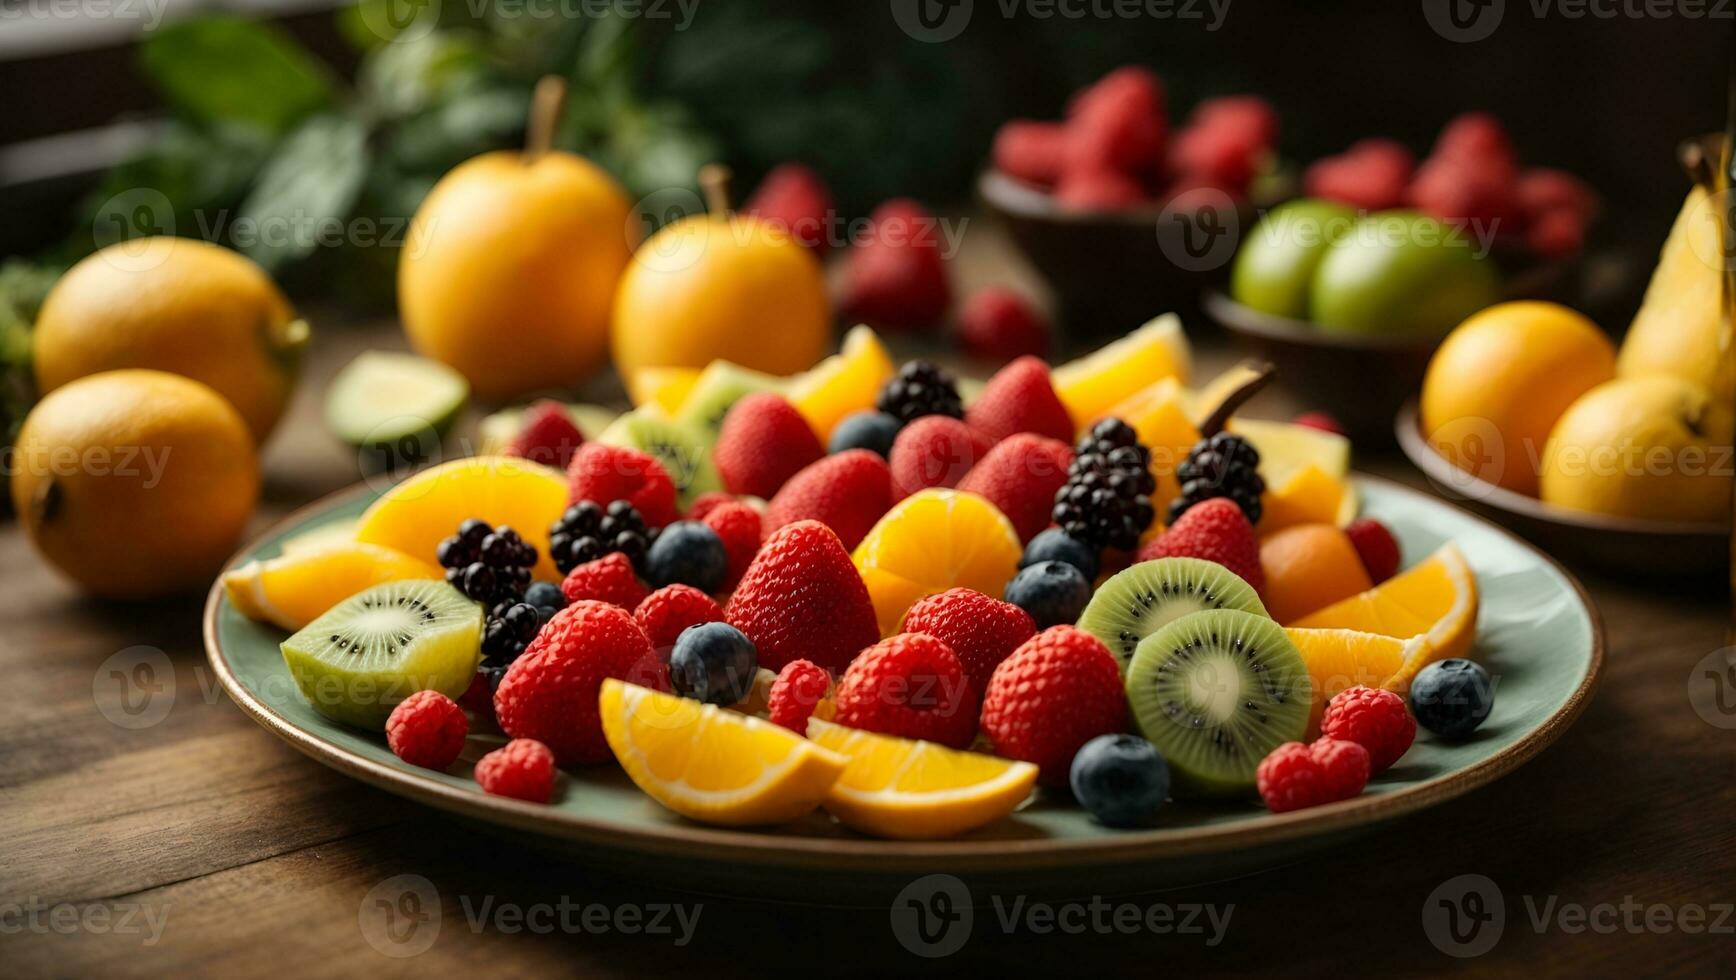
[
  {"left": 1020, "top": 528, "right": 1099, "bottom": 581},
  {"left": 1409, "top": 658, "right": 1494, "bottom": 738},
  {"left": 1004, "top": 560, "right": 1091, "bottom": 628},
  {"left": 670, "top": 622, "right": 758, "bottom": 705},
  {"left": 828, "top": 411, "right": 903, "bottom": 458},
  {"left": 1070, "top": 734, "right": 1170, "bottom": 828},
  {"left": 644, "top": 521, "right": 728, "bottom": 592},
  {"left": 524, "top": 581, "right": 565, "bottom": 611}
]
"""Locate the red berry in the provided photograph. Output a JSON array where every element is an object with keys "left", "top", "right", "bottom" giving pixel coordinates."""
[
  {"left": 767, "top": 659, "right": 832, "bottom": 733},
  {"left": 840, "top": 199, "right": 951, "bottom": 333},
  {"left": 1292, "top": 411, "right": 1345, "bottom": 436},
  {"left": 1321, "top": 686, "right": 1416, "bottom": 774},
  {"left": 1409, "top": 155, "right": 1520, "bottom": 239},
  {"left": 993, "top": 120, "right": 1069, "bottom": 187},
  {"left": 1309, "top": 738, "right": 1372, "bottom": 801},
  {"left": 979, "top": 626, "right": 1125, "bottom": 785},
  {"left": 888, "top": 415, "right": 994, "bottom": 501},
  {"left": 1136, "top": 497, "right": 1264, "bottom": 593},
  {"left": 832, "top": 633, "right": 979, "bottom": 749},
  {"left": 902, "top": 587, "right": 1036, "bottom": 696},
  {"left": 685, "top": 490, "right": 738, "bottom": 522},
  {"left": 1063, "top": 67, "right": 1166, "bottom": 177},
  {"left": 744, "top": 162, "right": 833, "bottom": 256},
  {"left": 725, "top": 520, "right": 881, "bottom": 674},
  {"left": 567, "top": 443, "right": 679, "bottom": 528},
  {"left": 964, "top": 355, "right": 1074, "bottom": 444},
  {"left": 955, "top": 433, "right": 1073, "bottom": 543},
  {"left": 1303, "top": 138, "right": 1414, "bottom": 211},
  {"left": 1053, "top": 169, "right": 1149, "bottom": 211},
  {"left": 1256, "top": 738, "right": 1370, "bottom": 813},
  {"left": 1431, "top": 112, "right": 1516, "bottom": 173},
  {"left": 1170, "top": 96, "right": 1278, "bottom": 193},
  {"left": 474, "top": 738, "right": 557, "bottom": 803},
  {"left": 713, "top": 392, "right": 824, "bottom": 499},
  {"left": 494, "top": 601, "right": 651, "bottom": 766},
  {"left": 505, "top": 400, "right": 585, "bottom": 471},
  {"left": 701, "top": 501, "right": 763, "bottom": 589},
  {"left": 560, "top": 552, "right": 649, "bottom": 610},
  {"left": 956, "top": 286, "right": 1050, "bottom": 364},
  {"left": 764, "top": 449, "right": 892, "bottom": 551},
  {"left": 385, "top": 690, "right": 468, "bottom": 770},
  {"left": 1525, "top": 208, "right": 1586, "bottom": 259},
  {"left": 634, "top": 584, "right": 724, "bottom": 648},
  {"left": 1515, "top": 167, "right": 1596, "bottom": 222},
  {"left": 1343, "top": 518, "right": 1401, "bottom": 585}
]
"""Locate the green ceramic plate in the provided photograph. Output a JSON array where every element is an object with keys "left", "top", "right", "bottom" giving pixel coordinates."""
[{"left": 205, "top": 474, "right": 1603, "bottom": 896}]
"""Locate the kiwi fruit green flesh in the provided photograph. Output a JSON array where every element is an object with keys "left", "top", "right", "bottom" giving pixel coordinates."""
[
  {"left": 673, "top": 361, "right": 785, "bottom": 440},
  {"left": 1077, "top": 557, "right": 1269, "bottom": 674},
  {"left": 280, "top": 580, "right": 482, "bottom": 730},
  {"left": 1126, "top": 608, "right": 1311, "bottom": 797},
  {"left": 597, "top": 410, "right": 723, "bottom": 510},
  {"left": 326, "top": 352, "right": 469, "bottom": 471}
]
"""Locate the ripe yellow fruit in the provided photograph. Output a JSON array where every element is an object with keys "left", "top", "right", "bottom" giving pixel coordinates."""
[
  {"left": 353, "top": 456, "right": 570, "bottom": 582},
  {"left": 1618, "top": 186, "right": 1733, "bottom": 407},
  {"left": 400, "top": 150, "right": 635, "bottom": 401},
  {"left": 1421, "top": 301, "right": 1615, "bottom": 497},
  {"left": 1291, "top": 542, "right": 1479, "bottom": 687},
  {"left": 11, "top": 370, "right": 260, "bottom": 598},
  {"left": 853, "top": 489, "right": 1022, "bottom": 636},
  {"left": 223, "top": 542, "right": 442, "bottom": 630},
  {"left": 32, "top": 237, "right": 307, "bottom": 443},
  {"left": 786, "top": 325, "right": 895, "bottom": 441},
  {"left": 611, "top": 212, "right": 830, "bottom": 378}
]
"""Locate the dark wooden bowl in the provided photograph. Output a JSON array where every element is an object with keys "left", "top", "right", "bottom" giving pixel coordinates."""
[{"left": 1395, "top": 399, "right": 1728, "bottom": 577}]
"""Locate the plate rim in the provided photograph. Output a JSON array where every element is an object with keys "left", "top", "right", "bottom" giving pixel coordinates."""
[{"left": 203, "top": 473, "right": 1606, "bottom": 873}]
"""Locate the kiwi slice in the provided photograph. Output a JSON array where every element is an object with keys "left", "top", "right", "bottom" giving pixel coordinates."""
[
  {"left": 280, "top": 580, "right": 482, "bottom": 730},
  {"left": 326, "top": 352, "right": 469, "bottom": 472},
  {"left": 1078, "top": 557, "right": 1269, "bottom": 673},
  {"left": 673, "top": 361, "right": 785, "bottom": 440},
  {"left": 597, "top": 410, "right": 723, "bottom": 510},
  {"left": 1126, "top": 609, "right": 1311, "bottom": 797}
]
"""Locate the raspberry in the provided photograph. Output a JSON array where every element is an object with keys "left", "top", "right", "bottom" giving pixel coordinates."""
[
  {"left": 560, "top": 552, "right": 649, "bottom": 610},
  {"left": 566, "top": 443, "right": 679, "bottom": 528},
  {"left": 1063, "top": 67, "right": 1166, "bottom": 176},
  {"left": 685, "top": 491, "right": 737, "bottom": 522},
  {"left": 1169, "top": 96, "right": 1277, "bottom": 193},
  {"left": 1525, "top": 208, "right": 1585, "bottom": 259},
  {"left": 1256, "top": 738, "right": 1371, "bottom": 813},
  {"left": 1303, "top": 139, "right": 1414, "bottom": 211},
  {"left": 764, "top": 449, "right": 892, "bottom": 551},
  {"left": 888, "top": 415, "right": 995, "bottom": 501},
  {"left": 1321, "top": 686, "right": 1416, "bottom": 773},
  {"left": 956, "top": 286, "right": 1050, "bottom": 364},
  {"left": 956, "top": 434, "right": 1074, "bottom": 543},
  {"left": 902, "top": 587, "right": 1036, "bottom": 696},
  {"left": 1292, "top": 411, "right": 1345, "bottom": 436},
  {"left": 840, "top": 199, "right": 951, "bottom": 332},
  {"left": 767, "top": 659, "right": 832, "bottom": 733},
  {"left": 725, "top": 520, "right": 880, "bottom": 674},
  {"left": 1515, "top": 167, "right": 1596, "bottom": 221},
  {"left": 965, "top": 356, "right": 1074, "bottom": 444},
  {"left": 832, "top": 633, "right": 978, "bottom": 748},
  {"left": 1344, "top": 517, "right": 1401, "bottom": 585},
  {"left": 1431, "top": 112, "right": 1516, "bottom": 173},
  {"left": 634, "top": 584, "right": 723, "bottom": 648},
  {"left": 713, "top": 392, "right": 824, "bottom": 500},
  {"left": 992, "top": 120, "right": 1068, "bottom": 187},
  {"left": 474, "top": 738, "right": 557, "bottom": 803},
  {"left": 1136, "top": 497, "right": 1264, "bottom": 593},
  {"left": 385, "top": 690, "right": 468, "bottom": 770},
  {"left": 979, "top": 626, "right": 1125, "bottom": 785},
  {"left": 701, "top": 501, "right": 763, "bottom": 589},
  {"left": 494, "top": 600, "right": 652, "bottom": 765},
  {"left": 505, "top": 400, "right": 586, "bottom": 471},
  {"left": 1053, "top": 169, "right": 1149, "bottom": 211},
  {"left": 1409, "top": 155, "right": 1521, "bottom": 240},
  {"left": 744, "top": 162, "right": 833, "bottom": 256}
]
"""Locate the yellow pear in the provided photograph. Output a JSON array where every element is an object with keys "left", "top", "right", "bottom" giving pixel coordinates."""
[{"left": 1616, "top": 185, "right": 1733, "bottom": 407}]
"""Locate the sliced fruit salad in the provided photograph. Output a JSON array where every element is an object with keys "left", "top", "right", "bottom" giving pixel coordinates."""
[{"left": 226, "top": 318, "right": 1495, "bottom": 830}]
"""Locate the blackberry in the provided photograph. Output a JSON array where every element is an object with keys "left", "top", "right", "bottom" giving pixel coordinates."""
[
  {"left": 436, "top": 520, "right": 536, "bottom": 606},
  {"left": 875, "top": 360, "right": 964, "bottom": 425},
  {"left": 547, "top": 499, "right": 656, "bottom": 575},
  {"left": 1050, "top": 419, "right": 1157, "bottom": 552},
  {"left": 482, "top": 600, "right": 543, "bottom": 663},
  {"left": 1167, "top": 432, "right": 1265, "bottom": 525}
]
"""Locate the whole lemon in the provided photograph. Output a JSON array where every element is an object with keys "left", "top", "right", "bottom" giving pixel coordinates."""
[
  {"left": 400, "top": 150, "right": 635, "bottom": 401},
  {"left": 33, "top": 237, "right": 307, "bottom": 443},
  {"left": 611, "top": 211, "right": 830, "bottom": 378},
  {"left": 12, "top": 370, "right": 260, "bottom": 598},
  {"left": 1421, "top": 301, "right": 1616, "bottom": 497},
  {"left": 1541, "top": 375, "right": 1733, "bottom": 524}
]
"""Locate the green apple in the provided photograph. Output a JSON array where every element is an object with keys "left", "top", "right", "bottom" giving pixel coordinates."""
[
  {"left": 1309, "top": 211, "right": 1502, "bottom": 338},
  {"left": 1229, "top": 199, "right": 1357, "bottom": 318}
]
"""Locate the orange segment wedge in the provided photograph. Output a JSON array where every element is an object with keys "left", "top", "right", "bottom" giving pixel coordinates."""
[
  {"left": 600, "top": 680, "right": 846, "bottom": 826},
  {"left": 1260, "top": 464, "right": 1352, "bottom": 535},
  {"left": 786, "top": 325, "right": 895, "bottom": 441},
  {"left": 807, "top": 718, "right": 1037, "bottom": 839},
  {"left": 1290, "top": 543, "right": 1479, "bottom": 690},
  {"left": 852, "top": 489, "right": 1023, "bottom": 635},
  {"left": 223, "top": 542, "right": 442, "bottom": 630},
  {"left": 1052, "top": 314, "right": 1191, "bottom": 430},
  {"left": 354, "top": 456, "right": 570, "bottom": 581},
  {"left": 1285, "top": 627, "right": 1429, "bottom": 736},
  {"left": 628, "top": 367, "right": 701, "bottom": 416}
]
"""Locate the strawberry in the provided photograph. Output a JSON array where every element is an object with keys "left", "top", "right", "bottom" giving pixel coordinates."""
[
  {"left": 1304, "top": 138, "right": 1414, "bottom": 211},
  {"left": 701, "top": 501, "right": 762, "bottom": 590},
  {"left": 767, "top": 659, "right": 832, "bottom": 733},
  {"left": 832, "top": 633, "right": 979, "bottom": 749},
  {"left": 1344, "top": 517, "right": 1401, "bottom": 585},
  {"left": 764, "top": 449, "right": 893, "bottom": 551},
  {"left": 902, "top": 587, "right": 1036, "bottom": 696},
  {"left": 992, "top": 120, "right": 1069, "bottom": 187},
  {"left": 955, "top": 433, "right": 1073, "bottom": 542},
  {"left": 560, "top": 552, "right": 650, "bottom": 610},
  {"left": 744, "top": 162, "right": 834, "bottom": 256},
  {"left": 505, "top": 400, "right": 585, "bottom": 471},
  {"left": 713, "top": 392, "right": 824, "bottom": 500},
  {"left": 1409, "top": 154, "right": 1521, "bottom": 241},
  {"left": 1054, "top": 169, "right": 1149, "bottom": 211},
  {"left": 965, "top": 355, "right": 1074, "bottom": 443},
  {"left": 1431, "top": 112, "right": 1517, "bottom": 174},
  {"left": 495, "top": 601, "right": 651, "bottom": 766},
  {"left": 980, "top": 626, "right": 1126, "bottom": 785},
  {"left": 956, "top": 286, "right": 1050, "bottom": 364},
  {"left": 1063, "top": 66, "right": 1166, "bottom": 177},
  {"left": 888, "top": 415, "right": 994, "bottom": 501},
  {"left": 840, "top": 199, "right": 952, "bottom": 333},
  {"left": 1136, "top": 497, "right": 1264, "bottom": 593},
  {"left": 725, "top": 520, "right": 880, "bottom": 674},
  {"left": 566, "top": 443, "right": 679, "bottom": 528}
]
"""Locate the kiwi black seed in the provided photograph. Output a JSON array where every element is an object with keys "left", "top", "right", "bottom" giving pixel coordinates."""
[
  {"left": 1077, "top": 557, "right": 1269, "bottom": 673},
  {"left": 597, "top": 411, "right": 723, "bottom": 510},
  {"left": 1125, "top": 608, "right": 1311, "bottom": 797}
]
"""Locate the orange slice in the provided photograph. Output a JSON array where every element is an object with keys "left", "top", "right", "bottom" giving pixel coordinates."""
[
  {"left": 1285, "top": 627, "right": 1428, "bottom": 736},
  {"left": 354, "top": 456, "right": 570, "bottom": 581},
  {"left": 223, "top": 542, "right": 442, "bottom": 630},
  {"left": 786, "top": 325, "right": 895, "bottom": 441},
  {"left": 1260, "top": 464, "right": 1352, "bottom": 535},
  {"left": 1052, "top": 314, "right": 1191, "bottom": 430},
  {"left": 1290, "top": 543, "right": 1478, "bottom": 690},
  {"left": 628, "top": 367, "right": 701, "bottom": 416},
  {"left": 852, "top": 489, "right": 1023, "bottom": 635}
]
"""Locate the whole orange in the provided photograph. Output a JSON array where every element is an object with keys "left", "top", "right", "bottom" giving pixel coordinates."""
[
  {"left": 1420, "top": 301, "right": 1615, "bottom": 497},
  {"left": 1259, "top": 523, "right": 1373, "bottom": 625}
]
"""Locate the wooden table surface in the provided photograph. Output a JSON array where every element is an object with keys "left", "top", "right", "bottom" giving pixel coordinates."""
[{"left": 5, "top": 233, "right": 1735, "bottom": 977}]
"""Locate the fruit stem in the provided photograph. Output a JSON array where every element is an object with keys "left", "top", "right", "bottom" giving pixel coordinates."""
[
  {"left": 699, "top": 164, "right": 733, "bottom": 217},
  {"left": 1198, "top": 360, "right": 1276, "bottom": 437},
  {"left": 523, "top": 75, "right": 568, "bottom": 164}
]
